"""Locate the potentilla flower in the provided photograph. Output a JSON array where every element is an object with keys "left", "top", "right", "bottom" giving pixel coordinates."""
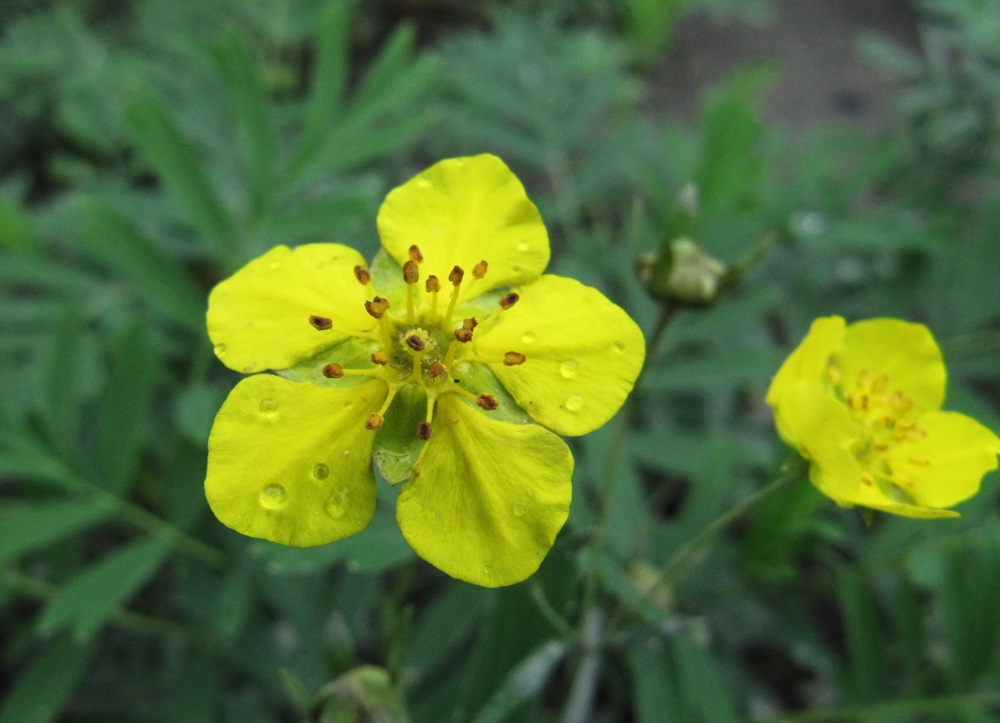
[
  {"left": 766, "top": 316, "right": 1000, "bottom": 518},
  {"left": 205, "top": 154, "right": 645, "bottom": 586}
]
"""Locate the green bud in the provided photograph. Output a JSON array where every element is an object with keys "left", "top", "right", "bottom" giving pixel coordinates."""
[{"left": 637, "top": 237, "right": 728, "bottom": 308}]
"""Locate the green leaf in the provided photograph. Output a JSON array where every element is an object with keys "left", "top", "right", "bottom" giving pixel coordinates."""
[
  {"left": 125, "top": 88, "right": 238, "bottom": 257},
  {"left": 212, "top": 27, "right": 277, "bottom": 218},
  {"left": 470, "top": 641, "right": 565, "bottom": 723},
  {"left": 836, "top": 570, "right": 888, "bottom": 702},
  {"left": 628, "top": 642, "right": 683, "bottom": 723},
  {"left": 96, "top": 321, "right": 158, "bottom": 495},
  {"left": 68, "top": 196, "right": 205, "bottom": 330},
  {"left": 299, "top": 0, "right": 352, "bottom": 157},
  {"left": 40, "top": 303, "right": 87, "bottom": 465},
  {"left": 0, "top": 432, "right": 89, "bottom": 491},
  {"left": 0, "top": 497, "right": 115, "bottom": 563},
  {"left": 38, "top": 536, "right": 172, "bottom": 641},
  {"left": 0, "top": 634, "right": 95, "bottom": 723}
]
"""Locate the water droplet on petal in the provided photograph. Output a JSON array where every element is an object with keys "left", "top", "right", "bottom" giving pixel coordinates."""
[
  {"left": 521, "top": 331, "right": 535, "bottom": 344},
  {"left": 482, "top": 565, "right": 493, "bottom": 575},
  {"left": 612, "top": 341, "right": 626, "bottom": 353},
  {"left": 214, "top": 343, "right": 227, "bottom": 357},
  {"left": 312, "top": 463, "right": 329, "bottom": 480},
  {"left": 417, "top": 178, "right": 431, "bottom": 188},
  {"left": 259, "top": 483, "right": 287, "bottom": 509},
  {"left": 259, "top": 398, "right": 279, "bottom": 417},
  {"left": 269, "top": 261, "right": 281, "bottom": 270},
  {"left": 325, "top": 487, "right": 350, "bottom": 520},
  {"left": 559, "top": 360, "right": 578, "bottom": 378},
  {"left": 565, "top": 394, "right": 584, "bottom": 412},
  {"left": 513, "top": 504, "right": 526, "bottom": 517},
  {"left": 517, "top": 240, "right": 530, "bottom": 252}
]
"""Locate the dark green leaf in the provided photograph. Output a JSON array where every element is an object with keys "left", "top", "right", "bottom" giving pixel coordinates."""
[
  {"left": 0, "top": 497, "right": 114, "bottom": 563},
  {"left": 0, "top": 634, "right": 95, "bottom": 723}
]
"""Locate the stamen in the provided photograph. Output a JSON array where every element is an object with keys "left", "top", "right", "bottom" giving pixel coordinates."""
[
  {"left": 403, "top": 260, "right": 420, "bottom": 284},
  {"left": 503, "top": 351, "right": 526, "bottom": 366},
  {"left": 872, "top": 374, "right": 889, "bottom": 394},
  {"left": 473, "top": 260, "right": 488, "bottom": 278},
  {"left": 323, "top": 362, "right": 383, "bottom": 379},
  {"left": 477, "top": 393, "right": 498, "bottom": 410},
  {"left": 454, "top": 317, "right": 478, "bottom": 343},
  {"left": 856, "top": 369, "right": 871, "bottom": 390},
  {"left": 826, "top": 364, "right": 841, "bottom": 387},
  {"left": 309, "top": 315, "right": 333, "bottom": 330},
  {"left": 406, "top": 334, "right": 426, "bottom": 352},
  {"left": 443, "top": 266, "right": 465, "bottom": 328},
  {"left": 908, "top": 456, "right": 931, "bottom": 466},
  {"left": 861, "top": 472, "right": 875, "bottom": 487},
  {"left": 409, "top": 245, "right": 424, "bottom": 263},
  {"left": 427, "top": 362, "right": 447, "bottom": 378},
  {"left": 499, "top": 292, "right": 519, "bottom": 310},
  {"left": 364, "top": 297, "right": 390, "bottom": 318},
  {"left": 323, "top": 363, "right": 344, "bottom": 378},
  {"left": 354, "top": 266, "right": 372, "bottom": 285},
  {"left": 426, "top": 275, "right": 441, "bottom": 319},
  {"left": 417, "top": 421, "right": 432, "bottom": 441},
  {"left": 366, "top": 413, "right": 384, "bottom": 430},
  {"left": 403, "top": 260, "right": 419, "bottom": 321},
  {"left": 371, "top": 350, "right": 389, "bottom": 365}
]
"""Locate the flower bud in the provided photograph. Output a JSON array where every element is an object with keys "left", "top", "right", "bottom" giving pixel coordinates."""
[{"left": 637, "top": 237, "right": 728, "bottom": 308}]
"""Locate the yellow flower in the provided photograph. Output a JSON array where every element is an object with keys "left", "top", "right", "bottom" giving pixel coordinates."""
[
  {"left": 766, "top": 316, "right": 1000, "bottom": 518},
  {"left": 204, "top": 154, "right": 645, "bottom": 586}
]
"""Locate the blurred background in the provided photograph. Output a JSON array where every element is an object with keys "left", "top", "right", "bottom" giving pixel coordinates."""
[{"left": 2, "top": 0, "right": 1000, "bottom": 720}]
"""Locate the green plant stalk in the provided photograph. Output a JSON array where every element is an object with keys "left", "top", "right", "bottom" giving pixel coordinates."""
[{"left": 771, "top": 690, "right": 1000, "bottom": 722}]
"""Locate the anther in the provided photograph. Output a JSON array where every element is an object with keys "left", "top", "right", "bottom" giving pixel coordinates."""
[
  {"left": 861, "top": 472, "right": 875, "bottom": 487},
  {"left": 426, "top": 276, "right": 441, "bottom": 293},
  {"left": 504, "top": 351, "right": 526, "bottom": 366},
  {"left": 364, "top": 297, "right": 390, "bottom": 318},
  {"left": 449, "top": 266, "right": 465, "bottom": 285},
  {"left": 427, "top": 363, "right": 447, "bottom": 378},
  {"left": 454, "top": 318, "right": 478, "bottom": 343},
  {"left": 353, "top": 266, "right": 372, "bottom": 285},
  {"left": 477, "top": 394, "right": 498, "bottom": 410},
  {"left": 409, "top": 245, "right": 423, "bottom": 263},
  {"left": 371, "top": 350, "right": 389, "bottom": 365},
  {"left": 309, "top": 315, "right": 333, "bottom": 330},
  {"left": 322, "top": 363, "right": 344, "bottom": 378},
  {"left": 365, "top": 413, "right": 384, "bottom": 430},
  {"left": 417, "top": 421, "right": 432, "bottom": 440},
  {"left": 473, "top": 260, "right": 488, "bottom": 278},
  {"left": 499, "top": 292, "right": 519, "bottom": 309},
  {"left": 406, "top": 334, "right": 426, "bottom": 352},
  {"left": 403, "top": 259, "right": 420, "bottom": 284}
]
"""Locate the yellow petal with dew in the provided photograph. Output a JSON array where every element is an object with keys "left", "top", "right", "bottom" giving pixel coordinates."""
[
  {"left": 377, "top": 155, "right": 550, "bottom": 298},
  {"left": 886, "top": 410, "right": 1000, "bottom": 509},
  {"left": 208, "top": 244, "right": 377, "bottom": 374},
  {"left": 836, "top": 318, "right": 945, "bottom": 414},
  {"left": 471, "top": 274, "right": 644, "bottom": 436},
  {"left": 205, "top": 374, "right": 387, "bottom": 546},
  {"left": 396, "top": 394, "right": 573, "bottom": 587},
  {"left": 766, "top": 316, "right": 845, "bottom": 413}
]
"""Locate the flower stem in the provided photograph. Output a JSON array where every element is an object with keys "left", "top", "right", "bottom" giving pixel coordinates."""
[{"left": 655, "top": 457, "right": 807, "bottom": 592}]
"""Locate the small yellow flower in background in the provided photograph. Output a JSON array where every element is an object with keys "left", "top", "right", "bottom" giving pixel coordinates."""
[
  {"left": 205, "top": 154, "right": 645, "bottom": 586},
  {"left": 767, "top": 316, "right": 1000, "bottom": 518}
]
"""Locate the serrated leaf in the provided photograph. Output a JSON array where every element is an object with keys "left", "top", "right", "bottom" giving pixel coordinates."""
[
  {"left": 212, "top": 28, "right": 277, "bottom": 218},
  {"left": 38, "top": 536, "right": 172, "bottom": 641},
  {"left": 0, "top": 433, "right": 89, "bottom": 491},
  {"left": 0, "top": 497, "right": 114, "bottom": 563},
  {"left": 68, "top": 195, "right": 205, "bottom": 330},
  {"left": 96, "top": 321, "right": 158, "bottom": 495},
  {"left": 125, "top": 88, "right": 238, "bottom": 257},
  {"left": 0, "top": 634, "right": 95, "bottom": 723},
  {"left": 299, "top": 0, "right": 352, "bottom": 158}
]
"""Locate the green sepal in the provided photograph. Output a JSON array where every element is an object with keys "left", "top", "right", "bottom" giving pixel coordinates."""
[
  {"left": 276, "top": 336, "right": 381, "bottom": 389},
  {"left": 373, "top": 384, "right": 427, "bottom": 484}
]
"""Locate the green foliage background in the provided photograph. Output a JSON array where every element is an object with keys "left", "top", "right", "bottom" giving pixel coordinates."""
[{"left": 2, "top": 0, "right": 1000, "bottom": 720}]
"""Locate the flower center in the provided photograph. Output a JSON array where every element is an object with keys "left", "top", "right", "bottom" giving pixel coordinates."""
[
  {"left": 310, "top": 245, "right": 525, "bottom": 441},
  {"left": 827, "top": 362, "right": 929, "bottom": 503}
]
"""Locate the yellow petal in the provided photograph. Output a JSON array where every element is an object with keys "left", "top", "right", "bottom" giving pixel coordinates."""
[
  {"left": 396, "top": 394, "right": 573, "bottom": 587},
  {"left": 766, "top": 316, "right": 845, "bottom": 411},
  {"left": 470, "top": 274, "right": 644, "bottom": 436},
  {"left": 837, "top": 318, "right": 945, "bottom": 413},
  {"left": 208, "top": 244, "right": 377, "bottom": 374},
  {"left": 376, "top": 155, "right": 550, "bottom": 297},
  {"left": 887, "top": 411, "right": 1000, "bottom": 508},
  {"left": 205, "top": 374, "right": 387, "bottom": 546}
]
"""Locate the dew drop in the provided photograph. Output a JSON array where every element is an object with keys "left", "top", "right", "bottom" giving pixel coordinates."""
[
  {"left": 259, "top": 398, "right": 279, "bottom": 417},
  {"left": 214, "top": 343, "right": 227, "bottom": 357},
  {"left": 513, "top": 504, "right": 526, "bottom": 517},
  {"left": 325, "top": 488, "right": 349, "bottom": 519},
  {"left": 517, "top": 239, "right": 530, "bottom": 252},
  {"left": 312, "top": 463, "right": 329, "bottom": 480},
  {"left": 269, "top": 261, "right": 281, "bottom": 270},
  {"left": 559, "top": 360, "right": 578, "bottom": 379},
  {"left": 565, "top": 394, "right": 584, "bottom": 412},
  {"left": 482, "top": 565, "right": 493, "bottom": 575},
  {"left": 612, "top": 341, "right": 626, "bottom": 353},
  {"left": 259, "top": 483, "right": 287, "bottom": 509},
  {"left": 417, "top": 178, "right": 431, "bottom": 188},
  {"left": 521, "top": 330, "right": 535, "bottom": 344}
]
